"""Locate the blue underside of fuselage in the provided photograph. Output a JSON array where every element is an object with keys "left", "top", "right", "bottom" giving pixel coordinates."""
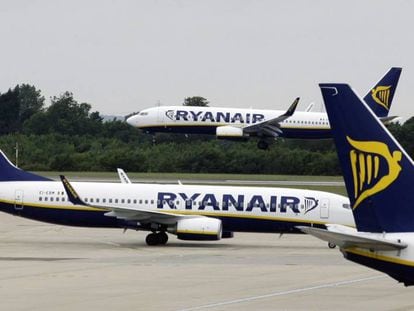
[
  {"left": 0, "top": 202, "right": 325, "bottom": 234},
  {"left": 142, "top": 125, "right": 332, "bottom": 139},
  {"left": 343, "top": 250, "right": 414, "bottom": 286}
]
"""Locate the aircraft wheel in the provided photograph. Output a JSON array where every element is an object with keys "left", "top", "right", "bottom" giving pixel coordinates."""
[
  {"left": 257, "top": 140, "right": 269, "bottom": 150},
  {"left": 157, "top": 232, "right": 169, "bottom": 245},
  {"left": 328, "top": 242, "right": 336, "bottom": 249},
  {"left": 146, "top": 233, "right": 159, "bottom": 246}
]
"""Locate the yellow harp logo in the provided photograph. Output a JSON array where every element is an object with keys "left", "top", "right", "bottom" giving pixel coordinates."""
[
  {"left": 347, "top": 136, "right": 402, "bottom": 209},
  {"left": 371, "top": 85, "right": 391, "bottom": 110}
]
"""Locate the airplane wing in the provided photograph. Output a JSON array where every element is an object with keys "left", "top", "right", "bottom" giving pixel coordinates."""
[
  {"left": 297, "top": 225, "right": 407, "bottom": 251},
  {"left": 117, "top": 168, "right": 131, "bottom": 184},
  {"left": 379, "top": 115, "right": 399, "bottom": 125},
  {"left": 60, "top": 175, "right": 202, "bottom": 225},
  {"left": 243, "top": 97, "right": 299, "bottom": 138}
]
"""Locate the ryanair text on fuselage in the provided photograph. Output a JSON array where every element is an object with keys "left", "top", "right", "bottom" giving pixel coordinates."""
[
  {"left": 157, "top": 192, "right": 319, "bottom": 214},
  {"left": 166, "top": 110, "right": 265, "bottom": 124}
]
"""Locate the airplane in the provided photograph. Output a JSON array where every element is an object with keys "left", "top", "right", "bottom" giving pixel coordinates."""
[
  {"left": 0, "top": 150, "right": 354, "bottom": 246},
  {"left": 126, "top": 68, "right": 401, "bottom": 150},
  {"left": 299, "top": 83, "right": 414, "bottom": 286}
]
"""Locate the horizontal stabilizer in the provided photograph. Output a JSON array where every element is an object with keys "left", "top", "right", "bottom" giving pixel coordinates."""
[{"left": 297, "top": 225, "right": 407, "bottom": 251}]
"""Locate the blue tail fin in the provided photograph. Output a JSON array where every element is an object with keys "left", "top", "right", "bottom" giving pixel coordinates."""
[
  {"left": 0, "top": 150, "right": 51, "bottom": 182},
  {"left": 363, "top": 67, "right": 402, "bottom": 117},
  {"left": 320, "top": 83, "right": 414, "bottom": 233}
]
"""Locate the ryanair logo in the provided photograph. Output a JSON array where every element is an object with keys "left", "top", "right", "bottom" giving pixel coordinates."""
[
  {"left": 165, "top": 110, "right": 175, "bottom": 120},
  {"left": 304, "top": 197, "right": 318, "bottom": 214},
  {"left": 371, "top": 85, "right": 392, "bottom": 110},
  {"left": 347, "top": 136, "right": 402, "bottom": 209}
]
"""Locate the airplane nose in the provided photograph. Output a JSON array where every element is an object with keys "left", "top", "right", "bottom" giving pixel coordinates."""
[{"left": 126, "top": 115, "right": 138, "bottom": 127}]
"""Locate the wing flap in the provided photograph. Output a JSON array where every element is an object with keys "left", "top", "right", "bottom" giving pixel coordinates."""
[{"left": 298, "top": 226, "right": 407, "bottom": 251}]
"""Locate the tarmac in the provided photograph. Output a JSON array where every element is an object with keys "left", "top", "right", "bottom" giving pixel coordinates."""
[{"left": 1, "top": 212, "right": 413, "bottom": 311}]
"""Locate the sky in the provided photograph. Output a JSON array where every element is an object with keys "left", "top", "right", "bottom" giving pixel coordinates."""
[{"left": 0, "top": 0, "right": 413, "bottom": 118}]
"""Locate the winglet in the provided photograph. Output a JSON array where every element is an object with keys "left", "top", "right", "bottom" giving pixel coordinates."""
[
  {"left": 117, "top": 168, "right": 132, "bottom": 184},
  {"left": 60, "top": 175, "right": 88, "bottom": 206},
  {"left": 282, "top": 97, "right": 300, "bottom": 117}
]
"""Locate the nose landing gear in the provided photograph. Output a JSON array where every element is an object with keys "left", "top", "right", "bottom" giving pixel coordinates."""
[{"left": 257, "top": 140, "right": 269, "bottom": 150}]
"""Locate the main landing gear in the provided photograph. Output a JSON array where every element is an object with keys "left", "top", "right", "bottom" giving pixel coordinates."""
[
  {"left": 328, "top": 242, "right": 336, "bottom": 249},
  {"left": 257, "top": 140, "right": 269, "bottom": 150},
  {"left": 145, "top": 231, "right": 169, "bottom": 246}
]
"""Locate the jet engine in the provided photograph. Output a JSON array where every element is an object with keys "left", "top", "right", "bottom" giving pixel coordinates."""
[
  {"left": 173, "top": 218, "right": 222, "bottom": 241},
  {"left": 216, "top": 126, "right": 245, "bottom": 138}
]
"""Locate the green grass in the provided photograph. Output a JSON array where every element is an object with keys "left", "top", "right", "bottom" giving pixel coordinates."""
[
  {"left": 35, "top": 171, "right": 344, "bottom": 181},
  {"left": 33, "top": 171, "right": 347, "bottom": 196}
]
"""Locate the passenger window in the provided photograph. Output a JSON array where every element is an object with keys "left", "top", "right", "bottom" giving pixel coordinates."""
[
  {"left": 121, "top": 199, "right": 125, "bottom": 203},
  {"left": 62, "top": 197, "right": 65, "bottom": 202},
  {"left": 56, "top": 197, "right": 59, "bottom": 202},
  {"left": 139, "top": 200, "right": 143, "bottom": 204},
  {"left": 133, "top": 199, "right": 137, "bottom": 204},
  {"left": 145, "top": 200, "right": 149, "bottom": 204},
  {"left": 90, "top": 198, "right": 94, "bottom": 203},
  {"left": 96, "top": 198, "right": 100, "bottom": 203},
  {"left": 127, "top": 199, "right": 131, "bottom": 204},
  {"left": 151, "top": 200, "right": 154, "bottom": 204},
  {"left": 85, "top": 198, "right": 88, "bottom": 202},
  {"left": 103, "top": 198, "right": 106, "bottom": 203},
  {"left": 50, "top": 197, "right": 54, "bottom": 202},
  {"left": 39, "top": 197, "right": 42, "bottom": 201},
  {"left": 45, "top": 197, "right": 48, "bottom": 201},
  {"left": 109, "top": 199, "right": 112, "bottom": 203},
  {"left": 115, "top": 199, "right": 118, "bottom": 203}
]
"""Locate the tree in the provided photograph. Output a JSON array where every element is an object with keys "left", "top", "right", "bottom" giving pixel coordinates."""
[
  {"left": 0, "top": 84, "right": 44, "bottom": 134},
  {"left": 183, "top": 96, "right": 209, "bottom": 107}
]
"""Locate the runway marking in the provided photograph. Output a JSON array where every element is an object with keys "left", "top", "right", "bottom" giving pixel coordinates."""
[{"left": 178, "top": 275, "right": 384, "bottom": 311}]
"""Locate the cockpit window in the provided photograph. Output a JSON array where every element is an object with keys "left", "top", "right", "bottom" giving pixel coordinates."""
[
  {"left": 342, "top": 203, "right": 351, "bottom": 209},
  {"left": 139, "top": 112, "right": 148, "bottom": 116}
]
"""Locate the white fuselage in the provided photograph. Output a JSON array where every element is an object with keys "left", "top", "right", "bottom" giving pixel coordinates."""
[
  {"left": 0, "top": 180, "right": 354, "bottom": 232},
  {"left": 126, "top": 106, "right": 331, "bottom": 139}
]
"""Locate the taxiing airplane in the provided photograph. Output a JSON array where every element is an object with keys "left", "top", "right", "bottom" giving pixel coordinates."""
[
  {"left": 0, "top": 151, "right": 353, "bottom": 245},
  {"left": 127, "top": 68, "right": 401, "bottom": 149},
  {"left": 300, "top": 83, "right": 414, "bottom": 286}
]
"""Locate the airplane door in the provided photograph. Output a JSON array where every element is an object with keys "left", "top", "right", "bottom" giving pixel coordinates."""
[
  {"left": 320, "top": 198, "right": 329, "bottom": 219},
  {"left": 157, "top": 107, "right": 164, "bottom": 123},
  {"left": 14, "top": 190, "right": 24, "bottom": 210}
]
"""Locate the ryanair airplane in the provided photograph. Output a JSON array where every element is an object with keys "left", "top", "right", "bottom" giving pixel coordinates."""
[
  {"left": 127, "top": 68, "right": 401, "bottom": 149},
  {"left": 300, "top": 83, "right": 414, "bottom": 286},
  {"left": 0, "top": 151, "right": 353, "bottom": 245}
]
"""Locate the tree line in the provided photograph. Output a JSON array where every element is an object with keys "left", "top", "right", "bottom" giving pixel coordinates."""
[{"left": 0, "top": 84, "right": 412, "bottom": 175}]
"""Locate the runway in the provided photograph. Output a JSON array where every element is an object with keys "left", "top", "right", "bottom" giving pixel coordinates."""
[{"left": 1, "top": 213, "right": 413, "bottom": 310}]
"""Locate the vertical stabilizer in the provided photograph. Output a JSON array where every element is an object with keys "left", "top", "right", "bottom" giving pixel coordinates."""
[
  {"left": 320, "top": 83, "right": 414, "bottom": 233},
  {"left": 363, "top": 67, "right": 402, "bottom": 117},
  {"left": 0, "top": 150, "right": 50, "bottom": 182}
]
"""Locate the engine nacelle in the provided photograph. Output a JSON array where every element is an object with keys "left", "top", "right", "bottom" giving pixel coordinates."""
[
  {"left": 174, "top": 218, "right": 222, "bottom": 241},
  {"left": 216, "top": 126, "right": 245, "bottom": 138}
]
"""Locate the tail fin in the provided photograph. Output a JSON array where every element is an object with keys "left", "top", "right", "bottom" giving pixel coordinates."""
[
  {"left": 0, "top": 150, "right": 50, "bottom": 182},
  {"left": 363, "top": 67, "right": 402, "bottom": 117},
  {"left": 320, "top": 83, "right": 414, "bottom": 233}
]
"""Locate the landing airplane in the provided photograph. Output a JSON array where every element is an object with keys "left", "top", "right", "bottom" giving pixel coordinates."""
[
  {"left": 0, "top": 151, "right": 353, "bottom": 245},
  {"left": 127, "top": 68, "right": 401, "bottom": 150},
  {"left": 300, "top": 83, "right": 414, "bottom": 286}
]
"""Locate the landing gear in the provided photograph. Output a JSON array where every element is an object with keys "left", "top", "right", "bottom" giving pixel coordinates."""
[
  {"left": 145, "top": 232, "right": 169, "bottom": 246},
  {"left": 257, "top": 140, "right": 269, "bottom": 150},
  {"left": 328, "top": 242, "right": 336, "bottom": 249}
]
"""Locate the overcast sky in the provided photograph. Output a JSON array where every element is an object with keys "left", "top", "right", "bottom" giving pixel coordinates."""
[{"left": 0, "top": 0, "right": 412, "bottom": 118}]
